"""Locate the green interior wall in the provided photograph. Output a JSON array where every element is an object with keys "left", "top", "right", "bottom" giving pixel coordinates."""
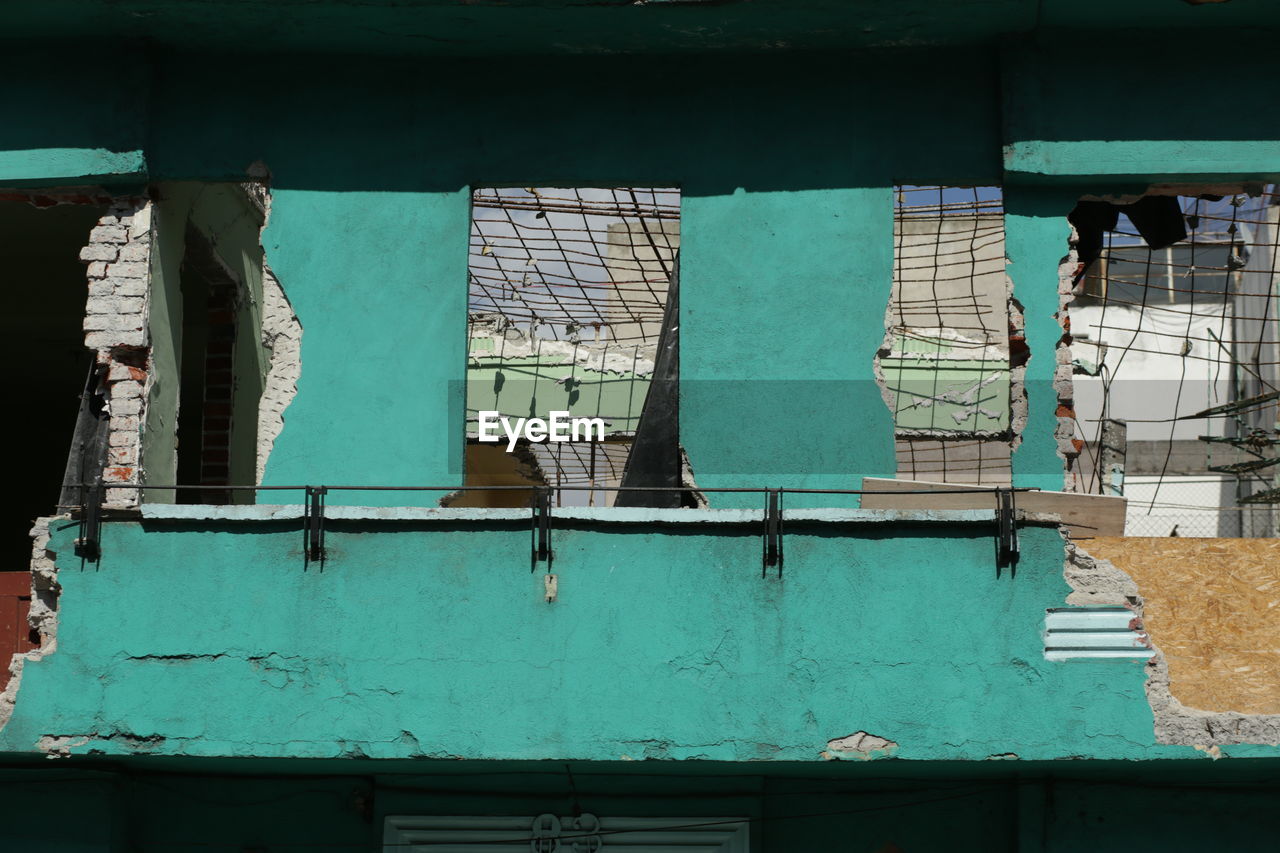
[
  {"left": 145, "top": 194, "right": 185, "bottom": 503},
  {"left": 145, "top": 182, "right": 267, "bottom": 502}
]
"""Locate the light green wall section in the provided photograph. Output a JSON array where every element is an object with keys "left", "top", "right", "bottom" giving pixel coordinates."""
[
  {"left": 881, "top": 334, "right": 1010, "bottom": 434},
  {"left": 186, "top": 183, "right": 268, "bottom": 494},
  {"left": 6, "top": 518, "right": 1272, "bottom": 762},
  {"left": 1005, "top": 140, "right": 1280, "bottom": 182}
]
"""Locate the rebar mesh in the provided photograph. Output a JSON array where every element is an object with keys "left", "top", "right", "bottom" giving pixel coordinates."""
[
  {"left": 887, "top": 186, "right": 1012, "bottom": 485},
  {"left": 1069, "top": 189, "right": 1280, "bottom": 536},
  {"left": 464, "top": 188, "right": 679, "bottom": 505}
]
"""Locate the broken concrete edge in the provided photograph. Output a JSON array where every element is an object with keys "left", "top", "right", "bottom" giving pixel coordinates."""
[
  {"left": 133, "top": 503, "right": 1067, "bottom": 526},
  {"left": 1054, "top": 224, "right": 1083, "bottom": 492},
  {"left": 0, "top": 516, "right": 65, "bottom": 733},
  {"left": 679, "top": 445, "right": 709, "bottom": 509},
  {"left": 1063, "top": 536, "right": 1280, "bottom": 748},
  {"left": 821, "top": 731, "right": 899, "bottom": 761},
  {"left": 1007, "top": 283, "right": 1028, "bottom": 453},
  {"left": 255, "top": 183, "right": 302, "bottom": 485}
]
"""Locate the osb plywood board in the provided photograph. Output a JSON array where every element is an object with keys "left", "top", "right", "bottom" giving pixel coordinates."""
[
  {"left": 1085, "top": 537, "right": 1280, "bottom": 715},
  {"left": 860, "top": 477, "right": 1127, "bottom": 538}
]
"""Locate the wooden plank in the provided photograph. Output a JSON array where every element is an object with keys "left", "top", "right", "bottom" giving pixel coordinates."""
[{"left": 859, "top": 477, "right": 1127, "bottom": 538}]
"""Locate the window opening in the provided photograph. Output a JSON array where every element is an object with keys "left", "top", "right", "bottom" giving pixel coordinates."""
[
  {"left": 460, "top": 187, "right": 682, "bottom": 507},
  {"left": 175, "top": 221, "right": 256, "bottom": 504},
  {"left": 883, "top": 185, "right": 1013, "bottom": 486},
  {"left": 1068, "top": 188, "right": 1280, "bottom": 537}
]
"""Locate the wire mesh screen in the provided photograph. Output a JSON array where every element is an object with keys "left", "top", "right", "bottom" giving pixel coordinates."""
[
  {"left": 1068, "top": 189, "right": 1280, "bottom": 537},
  {"left": 887, "top": 186, "right": 1012, "bottom": 485},
  {"left": 463, "top": 188, "right": 679, "bottom": 506},
  {"left": 468, "top": 187, "right": 679, "bottom": 342}
]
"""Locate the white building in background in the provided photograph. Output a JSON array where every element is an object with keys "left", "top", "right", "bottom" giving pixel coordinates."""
[{"left": 1069, "top": 197, "right": 1280, "bottom": 537}]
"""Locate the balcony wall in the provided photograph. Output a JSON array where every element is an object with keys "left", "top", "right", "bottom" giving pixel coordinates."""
[{"left": 2, "top": 509, "right": 1263, "bottom": 762}]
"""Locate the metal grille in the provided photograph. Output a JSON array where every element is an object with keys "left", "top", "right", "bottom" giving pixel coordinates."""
[
  {"left": 468, "top": 187, "right": 678, "bottom": 342},
  {"left": 465, "top": 188, "right": 678, "bottom": 504},
  {"left": 1069, "top": 189, "right": 1280, "bottom": 536},
  {"left": 887, "top": 186, "right": 1012, "bottom": 485}
]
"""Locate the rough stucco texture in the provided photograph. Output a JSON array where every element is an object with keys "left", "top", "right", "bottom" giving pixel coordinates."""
[{"left": 3, "top": 520, "right": 1273, "bottom": 762}]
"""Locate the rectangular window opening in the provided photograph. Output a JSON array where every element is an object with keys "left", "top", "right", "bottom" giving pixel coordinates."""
[
  {"left": 458, "top": 187, "right": 682, "bottom": 508},
  {"left": 885, "top": 185, "right": 1013, "bottom": 487}
]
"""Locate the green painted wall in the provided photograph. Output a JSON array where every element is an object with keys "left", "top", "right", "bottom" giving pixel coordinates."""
[
  {"left": 4, "top": 23, "right": 1280, "bottom": 778},
  {"left": 4, "top": 517, "right": 1272, "bottom": 763},
  {"left": 1003, "top": 188, "right": 1080, "bottom": 490},
  {"left": 0, "top": 52, "right": 147, "bottom": 186},
  {"left": 1002, "top": 34, "right": 1280, "bottom": 184}
]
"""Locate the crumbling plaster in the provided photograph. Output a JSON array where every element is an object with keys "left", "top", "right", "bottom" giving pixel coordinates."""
[
  {"left": 80, "top": 196, "right": 154, "bottom": 508},
  {"left": 0, "top": 517, "right": 62, "bottom": 731},
  {"left": 256, "top": 263, "right": 302, "bottom": 484}
]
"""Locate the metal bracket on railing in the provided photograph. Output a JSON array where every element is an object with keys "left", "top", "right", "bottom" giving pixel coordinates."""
[
  {"left": 304, "top": 486, "right": 327, "bottom": 566},
  {"left": 75, "top": 484, "right": 103, "bottom": 561},
  {"left": 763, "top": 489, "right": 783, "bottom": 578},
  {"left": 996, "top": 488, "right": 1019, "bottom": 568},
  {"left": 532, "top": 487, "right": 552, "bottom": 570}
]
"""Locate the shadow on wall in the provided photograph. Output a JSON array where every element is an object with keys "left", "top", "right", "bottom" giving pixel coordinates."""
[{"left": 0, "top": 198, "right": 106, "bottom": 570}]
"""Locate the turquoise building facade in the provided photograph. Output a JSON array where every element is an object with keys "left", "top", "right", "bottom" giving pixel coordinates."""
[{"left": 1, "top": 2, "right": 1278, "bottom": 850}]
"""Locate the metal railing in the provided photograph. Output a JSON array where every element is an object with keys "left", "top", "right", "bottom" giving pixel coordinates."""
[{"left": 70, "top": 482, "right": 1035, "bottom": 575}]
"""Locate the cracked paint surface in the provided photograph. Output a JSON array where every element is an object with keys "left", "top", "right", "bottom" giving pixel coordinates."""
[{"left": 2, "top": 518, "right": 1274, "bottom": 761}]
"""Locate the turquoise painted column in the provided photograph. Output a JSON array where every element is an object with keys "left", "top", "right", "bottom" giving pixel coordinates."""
[
  {"left": 259, "top": 189, "right": 472, "bottom": 505},
  {"left": 681, "top": 187, "right": 896, "bottom": 508},
  {"left": 1004, "top": 187, "right": 1078, "bottom": 491}
]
